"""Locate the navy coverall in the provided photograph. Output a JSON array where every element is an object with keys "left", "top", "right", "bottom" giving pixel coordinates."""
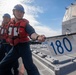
[
  {"left": 0, "top": 40, "right": 5, "bottom": 61},
  {"left": 0, "top": 23, "right": 40, "bottom": 75},
  {"left": 0, "top": 39, "right": 19, "bottom": 75}
]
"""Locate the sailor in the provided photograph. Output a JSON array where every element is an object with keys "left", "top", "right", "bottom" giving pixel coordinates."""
[
  {"left": 0, "top": 4, "right": 45, "bottom": 75},
  {"left": 0, "top": 13, "right": 11, "bottom": 61},
  {"left": 0, "top": 13, "right": 19, "bottom": 75}
]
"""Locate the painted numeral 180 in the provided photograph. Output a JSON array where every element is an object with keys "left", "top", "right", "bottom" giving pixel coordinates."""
[{"left": 50, "top": 37, "right": 72, "bottom": 55}]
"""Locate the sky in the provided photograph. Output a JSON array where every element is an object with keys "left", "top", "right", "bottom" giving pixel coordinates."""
[{"left": 0, "top": 0, "right": 75, "bottom": 37}]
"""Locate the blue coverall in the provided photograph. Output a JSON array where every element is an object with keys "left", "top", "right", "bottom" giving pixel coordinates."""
[
  {"left": 0, "top": 40, "right": 5, "bottom": 61},
  {"left": 0, "top": 40, "right": 19, "bottom": 75}
]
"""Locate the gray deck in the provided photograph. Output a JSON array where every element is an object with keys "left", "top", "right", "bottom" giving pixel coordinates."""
[{"left": 18, "top": 44, "right": 76, "bottom": 75}]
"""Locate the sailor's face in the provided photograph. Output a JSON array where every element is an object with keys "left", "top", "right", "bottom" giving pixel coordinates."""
[
  {"left": 3, "top": 17, "right": 10, "bottom": 24},
  {"left": 14, "top": 10, "right": 24, "bottom": 19}
]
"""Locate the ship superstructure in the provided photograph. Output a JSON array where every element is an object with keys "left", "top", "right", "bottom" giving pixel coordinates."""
[{"left": 62, "top": 3, "right": 76, "bottom": 34}]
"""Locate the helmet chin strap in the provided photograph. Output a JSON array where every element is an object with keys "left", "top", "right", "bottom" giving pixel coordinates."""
[
  {"left": 15, "top": 15, "right": 22, "bottom": 21},
  {"left": 13, "top": 13, "right": 22, "bottom": 21}
]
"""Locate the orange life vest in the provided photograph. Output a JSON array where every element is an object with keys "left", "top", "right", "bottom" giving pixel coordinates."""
[
  {"left": 6, "top": 18, "right": 30, "bottom": 46},
  {"left": 0, "top": 24, "right": 7, "bottom": 40}
]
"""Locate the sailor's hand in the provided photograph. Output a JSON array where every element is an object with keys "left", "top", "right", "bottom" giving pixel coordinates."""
[{"left": 37, "top": 35, "right": 46, "bottom": 42}]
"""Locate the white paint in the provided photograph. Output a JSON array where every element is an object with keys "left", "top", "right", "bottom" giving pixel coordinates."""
[{"left": 46, "top": 34, "right": 76, "bottom": 56}]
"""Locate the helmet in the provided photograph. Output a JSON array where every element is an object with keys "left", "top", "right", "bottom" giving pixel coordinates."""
[
  {"left": 13, "top": 4, "right": 25, "bottom": 13},
  {"left": 3, "top": 13, "right": 11, "bottom": 18}
]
